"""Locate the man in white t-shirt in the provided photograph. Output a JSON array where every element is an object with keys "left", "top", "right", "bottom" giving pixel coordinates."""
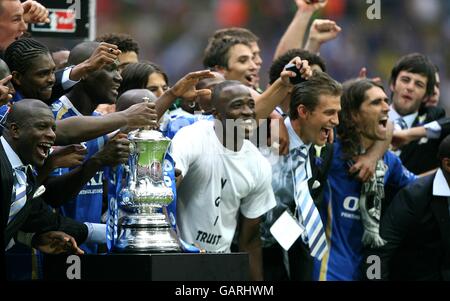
[{"left": 171, "top": 80, "right": 276, "bottom": 281}]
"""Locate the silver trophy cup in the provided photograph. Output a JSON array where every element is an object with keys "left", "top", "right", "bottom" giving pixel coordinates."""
[{"left": 114, "top": 129, "right": 181, "bottom": 252}]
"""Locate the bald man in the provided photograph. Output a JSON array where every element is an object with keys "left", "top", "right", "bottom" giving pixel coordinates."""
[
  {"left": 0, "top": 99, "right": 86, "bottom": 257},
  {"left": 3, "top": 99, "right": 126, "bottom": 278},
  {"left": 115, "top": 89, "right": 157, "bottom": 113}
]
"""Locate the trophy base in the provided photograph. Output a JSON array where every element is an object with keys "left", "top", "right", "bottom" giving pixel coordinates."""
[{"left": 115, "top": 214, "right": 181, "bottom": 253}]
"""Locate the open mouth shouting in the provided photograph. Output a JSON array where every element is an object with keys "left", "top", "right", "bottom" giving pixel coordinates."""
[
  {"left": 378, "top": 116, "right": 388, "bottom": 129},
  {"left": 244, "top": 74, "right": 256, "bottom": 87},
  {"left": 36, "top": 142, "right": 53, "bottom": 161},
  {"left": 320, "top": 127, "right": 332, "bottom": 141}
]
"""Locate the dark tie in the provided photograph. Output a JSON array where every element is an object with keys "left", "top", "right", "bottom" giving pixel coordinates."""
[{"left": 291, "top": 146, "right": 328, "bottom": 260}]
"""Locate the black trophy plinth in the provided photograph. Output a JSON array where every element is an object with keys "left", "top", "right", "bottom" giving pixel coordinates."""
[{"left": 43, "top": 252, "right": 250, "bottom": 281}]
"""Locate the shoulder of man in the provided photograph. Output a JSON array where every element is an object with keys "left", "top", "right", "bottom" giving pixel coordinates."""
[{"left": 419, "top": 106, "right": 446, "bottom": 122}]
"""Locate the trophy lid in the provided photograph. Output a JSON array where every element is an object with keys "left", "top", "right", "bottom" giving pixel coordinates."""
[{"left": 129, "top": 129, "right": 170, "bottom": 142}]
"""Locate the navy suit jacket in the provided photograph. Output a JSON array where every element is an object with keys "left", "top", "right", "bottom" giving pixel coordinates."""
[
  {"left": 1, "top": 142, "right": 87, "bottom": 253},
  {"left": 378, "top": 173, "right": 450, "bottom": 280},
  {"left": 400, "top": 107, "right": 447, "bottom": 174}
]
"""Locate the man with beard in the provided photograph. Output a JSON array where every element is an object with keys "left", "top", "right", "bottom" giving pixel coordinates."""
[{"left": 314, "top": 79, "right": 417, "bottom": 281}]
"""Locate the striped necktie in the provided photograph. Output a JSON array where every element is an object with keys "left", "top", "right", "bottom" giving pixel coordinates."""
[
  {"left": 8, "top": 165, "right": 28, "bottom": 224},
  {"left": 395, "top": 117, "right": 408, "bottom": 130},
  {"left": 292, "top": 146, "right": 328, "bottom": 260}
]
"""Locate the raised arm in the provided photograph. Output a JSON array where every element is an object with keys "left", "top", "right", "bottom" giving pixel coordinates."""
[
  {"left": 44, "top": 133, "right": 130, "bottom": 207},
  {"left": 67, "top": 42, "right": 121, "bottom": 82},
  {"left": 255, "top": 56, "right": 312, "bottom": 119},
  {"left": 22, "top": 0, "right": 50, "bottom": 24},
  {"left": 36, "top": 144, "right": 87, "bottom": 185},
  {"left": 54, "top": 102, "right": 157, "bottom": 145},
  {"left": 274, "top": 0, "right": 328, "bottom": 60},
  {"left": 155, "top": 70, "right": 215, "bottom": 120},
  {"left": 304, "top": 18, "right": 342, "bottom": 54},
  {"left": 50, "top": 43, "right": 121, "bottom": 100}
]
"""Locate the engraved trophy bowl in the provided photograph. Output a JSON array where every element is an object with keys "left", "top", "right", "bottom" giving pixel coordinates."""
[{"left": 115, "top": 129, "right": 181, "bottom": 252}]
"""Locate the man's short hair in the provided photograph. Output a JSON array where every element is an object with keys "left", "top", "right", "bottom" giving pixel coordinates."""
[
  {"left": 96, "top": 33, "right": 139, "bottom": 54},
  {"left": 4, "top": 38, "right": 50, "bottom": 74},
  {"left": 202, "top": 36, "right": 250, "bottom": 69},
  {"left": 289, "top": 71, "right": 342, "bottom": 120},
  {"left": 211, "top": 27, "right": 259, "bottom": 43},
  {"left": 269, "top": 49, "right": 326, "bottom": 84},
  {"left": 390, "top": 53, "right": 436, "bottom": 97},
  {"left": 340, "top": 78, "right": 385, "bottom": 117}
]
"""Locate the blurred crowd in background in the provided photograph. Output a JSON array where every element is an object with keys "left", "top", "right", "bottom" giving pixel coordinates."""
[{"left": 42, "top": 0, "right": 450, "bottom": 113}]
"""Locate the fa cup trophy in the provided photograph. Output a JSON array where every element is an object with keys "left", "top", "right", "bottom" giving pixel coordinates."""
[{"left": 113, "top": 115, "right": 181, "bottom": 252}]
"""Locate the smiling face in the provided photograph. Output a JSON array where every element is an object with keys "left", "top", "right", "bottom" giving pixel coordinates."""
[
  {"left": 353, "top": 86, "right": 390, "bottom": 147},
  {"left": 84, "top": 61, "right": 122, "bottom": 104},
  {"left": 298, "top": 94, "right": 341, "bottom": 146},
  {"left": 214, "top": 83, "right": 256, "bottom": 139},
  {"left": 391, "top": 71, "right": 428, "bottom": 116},
  {"left": 0, "top": 0, "right": 27, "bottom": 51},
  {"left": 221, "top": 44, "right": 258, "bottom": 87},
  {"left": 13, "top": 53, "right": 56, "bottom": 103},
  {"left": 14, "top": 106, "right": 56, "bottom": 167}
]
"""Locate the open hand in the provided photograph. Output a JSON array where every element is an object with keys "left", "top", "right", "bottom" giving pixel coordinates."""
[
  {"left": 169, "top": 70, "right": 216, "bottom": 102},
  {"left": 34, "top": 231, "right": 84, "bottom": 255},
  {"left": 0, "top": 75, "right": 13, "bottom": 106},
  {"left": 49, "top": 144, "right": 87, "bottom": 169}
]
